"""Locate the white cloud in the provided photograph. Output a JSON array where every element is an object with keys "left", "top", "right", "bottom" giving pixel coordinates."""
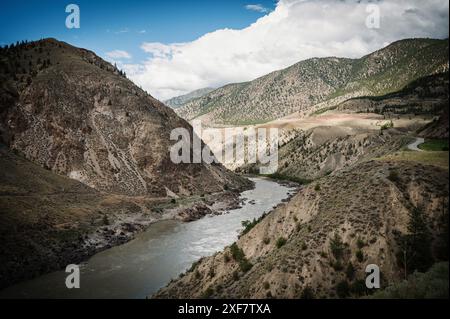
[
  {"left": 245, "top": 4, "right": 270, "bottom": 13},
  {"left": 128, "top": 0, "right": 449, "bottom": 101},
  {"left": 105, "top": 50, "right": 132, "bottom": 59}
]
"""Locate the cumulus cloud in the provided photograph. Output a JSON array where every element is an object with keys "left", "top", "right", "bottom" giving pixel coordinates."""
[
  {"left": 245, "top": 4, "right": 270, "bottom": 13},
  {"left": 126, "top": 0, "right": 449, "bottom": 100},
  {"left": 106, "top": 50, "right": 132, "bottom": 59}
]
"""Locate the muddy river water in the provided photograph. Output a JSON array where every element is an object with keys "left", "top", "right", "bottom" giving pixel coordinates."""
[{"left": 0, "top": 178, "right": 296, "bottom": 299}]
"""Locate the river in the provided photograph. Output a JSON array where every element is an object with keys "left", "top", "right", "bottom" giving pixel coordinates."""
[{"left": 0, "top": 178, "right": 296, "bottom": 299}]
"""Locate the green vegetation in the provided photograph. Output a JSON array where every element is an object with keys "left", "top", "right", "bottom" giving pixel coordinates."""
[
  {"left": 369, "top": 262, "right": 448, "bottom": 299},
  {"left": 346, "top": 262, "right": 355, "bottom": 280},
  {"left": 330, "top": 233, "right": 345, "bottom": 260},
  {"left": 397, "top": 207, "right": 433, "bottom": 275},
  {"left": 387, "top": 170, "right": 400, "bottom": 183},
  {"left": 418, "top": 139, "right": 449, "bottom": 151},
  {"left": 356, "top": 238, "right": 366, "bottom": 249},
  {"left": 356, "top": 250, "right": 364, "bottom": 263},
  {"left": 262, "top": 172, "right": 311, "bottom": 185},
  {"left": 276, "top": 237, "right": 287, "bottom": 248},
  {"left": 201, "top": 287, "right": 214, "bottom": 299},
  {"left": 230, "top": 243, "right": 253, "bottom": 273},
  {"left": 240, "top": 213, "right": 268, "bottom": 236},
  {"left": 336, "top": 280, "right": 350, "bottom": 298}
]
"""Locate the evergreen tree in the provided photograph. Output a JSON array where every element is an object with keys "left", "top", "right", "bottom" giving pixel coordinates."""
[{"left": 398, "top": 206, "right": 433, "bottom": 277}]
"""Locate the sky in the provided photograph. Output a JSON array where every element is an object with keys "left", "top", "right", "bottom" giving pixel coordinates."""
[{"left": 1, "top": 0, "right": 449, "bottom": 101}]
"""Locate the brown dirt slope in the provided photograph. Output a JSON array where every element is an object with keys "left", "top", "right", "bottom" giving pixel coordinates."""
[
  {"left": 155, "top": 157, "right": 448, "bottom": 298},
  {"left": 0, "top": 38, "right": 250, "bottom": 197}
]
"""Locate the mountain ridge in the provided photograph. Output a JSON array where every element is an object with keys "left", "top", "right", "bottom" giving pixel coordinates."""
[
  {"left": 177, "top": 38, "right": 449, "bottom": 126},
  {"left": 164, "top": 87, "right": 215, "bottom": 109}
]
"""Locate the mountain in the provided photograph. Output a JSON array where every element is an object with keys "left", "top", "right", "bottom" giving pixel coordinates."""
[
  {"left": 237, "top": 72, "right": 449, "bottom": 181},
  {"left": 164, "top": 87, "right": 215, "bottom": 109},
  {"left": 177, "top": 38, "right": 449, "bottom": 126},
  {"left": 0, "top": 39, "right": 249, "bottom": 197},
  {"left": 0, "top": 38, "right": 251, "bottom": 289},
  {"left": 155, "top": 157, "right": 449, "bottom": 298}
]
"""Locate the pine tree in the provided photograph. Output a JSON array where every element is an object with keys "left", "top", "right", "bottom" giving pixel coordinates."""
[{"left": 398, "top": 206, "right": 433, "bottom": 277}]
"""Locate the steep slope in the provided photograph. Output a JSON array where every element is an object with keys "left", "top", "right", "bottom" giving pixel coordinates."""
[
  {"left": 0, "top": 143, "right": 171, "bottom": 289},
  {"left": 177, "top": 38, "right": 448, "bottom": 126},
  {"left": 0, "top": 39, "right": 250, "bottom": 197},
  {"left": 164, "top": 87, "right": 215, "bottom": 109},
  {"left": 333, "top": 72, "right": 449, "bottom": 115},
  {"left": 155, "top": 157, "right": 449, "bottom": 298}
]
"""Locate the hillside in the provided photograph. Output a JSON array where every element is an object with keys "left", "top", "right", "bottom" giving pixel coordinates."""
[
  {"left": 0, "top": 39, "right": 249, "bottom": 197},
  {"left": 0, "top": 39, "right": 252, "bottom": 289},
  {"left": 155, "top": 155, "right": 449, "bottom": 298},
  {"left": 164, "top": 87, "right": 215, "bottom": 109},
  {"left": 177, "top": 38, "right": 449, "bottom": 126},
  {"left": 0, "top": 143, "right": 174, "bottom": 288},
  {"left": 237, "top": 72, "right": 449, "bottom": 181}
]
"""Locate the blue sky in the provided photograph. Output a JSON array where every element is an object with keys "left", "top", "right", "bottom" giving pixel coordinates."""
[
  {"left": 1, "top": 0, "right": 448, "bottom": 100},
  {"left": 0, "top": 0, "right": 275, "bottom": 63}
]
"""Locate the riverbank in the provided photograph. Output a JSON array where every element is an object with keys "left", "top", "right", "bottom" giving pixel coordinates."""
[
  {"left": 0, "top": 175, "right": 254, "bottom": 292},
  {"left": 0, "top": 178, "right": 296, "bottom": 298}
]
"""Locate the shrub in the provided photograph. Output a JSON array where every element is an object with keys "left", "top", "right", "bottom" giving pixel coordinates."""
[
  {"left": 330, "top": 233, "right": 345, "bottom": 260},
  {"left": 230, "top": 243, "right": 253, "bottom": 273},
  {"left": 387, "top": 170, "right": 400, "bottom": 183},
  {"left": 301, "top": 242, "right": 307, "bottom": 250},
  {"left": 263, "top": 282, "right": 270, "bottom": 290},
  {"left": 300, "top": 286, "right": 315, "bottom": 299},
  {"left": 356, "top": 238, "right": 366, "bottom": 249},
  {"left": 356, "top": 250, "right": 364, "bottom": 262},
  {"left": 201, "top": 287, "right": 214, "bottom": 299},
  {"left": 369, "top": 262, "right": 448, "bottom": 299},
  {"left": 332, "top": 260, "right": 344, "bottom": 271},
  {"left": 240, "top": 259, "right": 253, "bottom": 273},
  {"left": 263, "top": 237, "right": 270, "bottom": 245},
  {"left": 397, "top": 207, "right": 433, "bottom": 275},
  {"left": 336, "top": 280, "right": 350, "bottom": 298},
  {"left": 314, "top": 184, "right": 321, "bottom": 191},
  {"left": 241, "top": 218, "right": 258, "bottom": 235},
  {"left": 350, "top": 279, "right": 369, "bottom": 297},
  {"left": 276, "top": 237, "right": 287, "bottom": 248},
  {"left": 346, "top": 262, "right": 355, "bottom": 280},
  {"left": 319, "top": 251, "right": 327, "bottom": 258},
  {"left": 223, "top": 253, "right": 231, "bottom": 263}
]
